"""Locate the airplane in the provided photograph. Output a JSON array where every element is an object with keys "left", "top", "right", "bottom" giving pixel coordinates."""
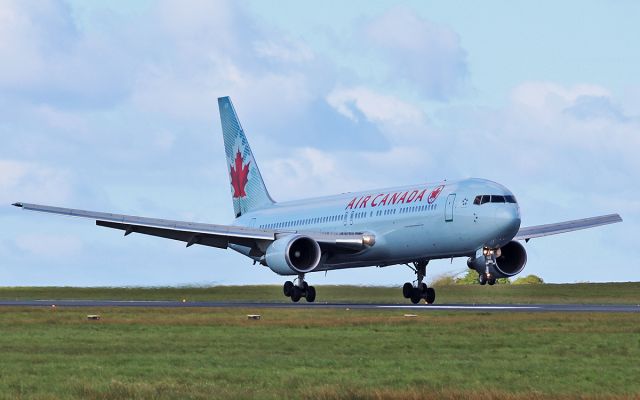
[{"left": 13, "top": 96, "right": 622, "bottom": 304}]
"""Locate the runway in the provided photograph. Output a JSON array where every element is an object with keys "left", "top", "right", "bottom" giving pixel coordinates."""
[{"left": 1, "top": 299, "right": 639, "bottom": 312}]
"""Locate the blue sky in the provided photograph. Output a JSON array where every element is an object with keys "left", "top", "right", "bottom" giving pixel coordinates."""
[{"left": 1, "top": 0, "right": 638, "bottom": 286}]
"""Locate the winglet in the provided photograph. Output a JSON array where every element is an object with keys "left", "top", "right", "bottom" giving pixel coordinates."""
[{"left": 12, "top": 202, "right": 23, "bottom": 208}]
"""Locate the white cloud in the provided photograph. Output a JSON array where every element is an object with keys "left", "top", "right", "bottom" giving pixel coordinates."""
[
  {"left": 511, "top": 82, "right": 611, "bottom": 120},
  {"left": 326, "top": 86, "right": 431, "bottom": 144},
  {"left": 0, "top": 0, "right": 135, "bottom": 107},
  {"left": 254, "top": 39, "right": 314, "bottom": 63},
  {"left": 364, "top": 6, "right": 468, "bottom": 99},
  {"left": 327, "top": 87, "right": 423, "bottom": 124},
  {"left": 0, "top": 160, "right": 72, "bottom": 204},
  {"left": 264, "top": 148, "right": 358, "bottom": 200}
]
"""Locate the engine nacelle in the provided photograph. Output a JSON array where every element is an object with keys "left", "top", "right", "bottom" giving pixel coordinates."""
[
  {"left": 467, "top": 240, "right": 527, "bottom": 278},
  {"left": 265, "top": 235, "right": 322, "bottom": 276}
]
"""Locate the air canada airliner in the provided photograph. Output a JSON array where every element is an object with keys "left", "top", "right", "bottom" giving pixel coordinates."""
[{"left": 13, "top": 97, "right": 622, "bottom": 304}]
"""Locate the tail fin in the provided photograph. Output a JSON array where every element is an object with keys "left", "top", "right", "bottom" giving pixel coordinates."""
[{"left": 218, "top": 97, "right": 275, "bottom": 217}]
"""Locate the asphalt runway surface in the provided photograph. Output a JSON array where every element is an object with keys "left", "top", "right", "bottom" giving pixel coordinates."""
[{"left": 0, "top": 300, "right": 639, "bottom": 312}]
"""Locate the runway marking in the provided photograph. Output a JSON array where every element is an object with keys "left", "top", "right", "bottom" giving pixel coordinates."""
[{"left": 377, "top": 305, "right": 541, "bottom": 310}]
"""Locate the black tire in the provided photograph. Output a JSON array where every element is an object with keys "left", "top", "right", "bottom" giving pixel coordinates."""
[
  {"left": 291, "top": 287, "right": 302, "bottom": 302},
  {"left": 402, "top": 282, "right": 413, "bottom": 298},
  {"left": 426, "top": 287, "right": 436, "bottom": 304},
  {"left": 420, "top": 282, "right": 428, "bottom": 294},
  {"left": 488, "top": 278, "right": 496, "bottom": 286},
  {"left": 283, "top": 281, "right": 294, "bottom": 297},
  {"left": 306, "top": 286, "right": 316, "bottom": 303},
  {"left": 303, "top": 281, "right": 309, "bottom": 290},
  {"left": 478, "top": 274, "right": 487, "bottom": 285},
  {"left": 410, "top": 288, "right": 421, "bottom": 304}
]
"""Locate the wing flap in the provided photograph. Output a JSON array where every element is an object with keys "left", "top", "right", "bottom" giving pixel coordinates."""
[
  {"left": 95, "top": 221, "right": 239, "bottom": 249},
  {"left": 514, "top": 214, "right": 622, "bottom": 241}
]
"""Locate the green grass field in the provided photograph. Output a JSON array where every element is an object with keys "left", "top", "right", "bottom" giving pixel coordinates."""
[
  {"left": 1, "top": 282, "right": 640, "bottom": 304},
  {"left": 1, "top": 284, "right": 639, "bottom": 399}
]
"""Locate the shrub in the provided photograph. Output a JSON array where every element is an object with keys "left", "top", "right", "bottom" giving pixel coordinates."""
[
  {"left": 513, "top": 274, "right": 544, "bottom": 285},
  {"left": 430, "top": 274, "right": 457, "bottom": 287},
  {"left": 454, "top": 270, "right": 511, "bottom": 285}
]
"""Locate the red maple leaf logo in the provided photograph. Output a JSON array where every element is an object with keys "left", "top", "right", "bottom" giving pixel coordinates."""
[
  {"left": 427, "top": 185, "right": 444, "bottom": 204},
  {"left": 230, "top": 150, "right": 250, "bottom": 198}
]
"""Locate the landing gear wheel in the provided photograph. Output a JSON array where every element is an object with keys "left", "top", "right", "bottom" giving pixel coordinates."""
[
  {"left": 305, "top": 286, "right": 316, "bottom": 303},
  {"left": 410, "top": 290, "right": 421, "bottom": 304},
  {"left": 403, "top": 260, "right": 434, "bottom": 304},
  {"left": 402, "top": 282, "right": 413, "bottom": 299},
  {"left": 425, "top": 287, "right": 436, "bottom": 304},
  {"left": 488, "top": 278, "right": 496, "bottom": 286},
  {"left": 478, "top": 274, "right": 487, "bottom": 285},
  {"left": 291, "top": 286, "right": 302, "bottom": 302},
  {"left": 283, "top": 281, "right": 294, "bottom": 297}
]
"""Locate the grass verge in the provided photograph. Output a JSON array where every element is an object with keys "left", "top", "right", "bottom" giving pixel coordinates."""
[
  {"left": 0, "top": 306, "right": 639, "bottom": 399},
  {"left": 1, "top": 282, "right": 640, "bottom": 304}
]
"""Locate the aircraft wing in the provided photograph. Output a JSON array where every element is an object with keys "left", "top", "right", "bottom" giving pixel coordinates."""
[
  {"left": 513, "top": 214, "right": 622, "bottom": 242},
  {"left": 12, "top": 202, "right": 372, "bottom": 254}
]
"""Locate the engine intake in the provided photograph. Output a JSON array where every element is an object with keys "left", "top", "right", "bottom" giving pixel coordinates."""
[
  {"left": 467, "top": 240, "right": 527, "bottom": 278},
  {"left": 265, "top": 235, "right": 322, "bottom": 275}
]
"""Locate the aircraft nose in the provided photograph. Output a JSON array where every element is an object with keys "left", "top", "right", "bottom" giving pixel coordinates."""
[{"left": 495, "top": 205, "right": 521, "bottom": 243}]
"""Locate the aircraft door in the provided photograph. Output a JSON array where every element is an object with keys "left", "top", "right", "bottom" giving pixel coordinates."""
[
  {"left": 445, "top": 194, "right": 456, "bottom": 222},
  {"left": 349, "top": 211, "right": 354, "bottom": 225},
  {"left": 343, "top": 212, "right": 348, "bottom": 226}
]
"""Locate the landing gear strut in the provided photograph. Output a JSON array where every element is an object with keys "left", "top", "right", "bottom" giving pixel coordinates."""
[
  {"left": 402, "top": 261, "right": 436, "bottom": 304},
  {"left": 283, "top": 274, "right": 316, "bottom": 303}
]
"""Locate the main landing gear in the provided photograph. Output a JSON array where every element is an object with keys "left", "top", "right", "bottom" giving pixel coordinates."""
[
  {"left": 402, "top": 261, "right": 436, "bottom": 304},
  {"left": 283, "top": 274, "right": 316, "bottom": 303}
]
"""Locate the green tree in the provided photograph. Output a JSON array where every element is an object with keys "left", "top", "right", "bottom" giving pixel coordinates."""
[
  {"left": 455, "top": 270, "right": 479, "bottom": 285},
  {"left": 513, "top": 274, "right": 544, "bottom": 285}
]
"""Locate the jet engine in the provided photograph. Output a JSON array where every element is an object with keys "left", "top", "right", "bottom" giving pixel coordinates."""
[
  {"left": 265, "top": 235, "right": 322, "bottom": 275},
  {"left": 467, "top": 240, "right": 527, "bottom": 278}
]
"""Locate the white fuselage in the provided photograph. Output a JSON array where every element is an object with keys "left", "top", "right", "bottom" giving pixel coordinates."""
[{"left": 232, "top": 178, "right": 521, "bottom": 271}]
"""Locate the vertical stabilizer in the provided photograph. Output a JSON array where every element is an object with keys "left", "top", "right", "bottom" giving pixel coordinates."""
[{"left": 218, "top": 97, "right": 275, "bottom": 217}]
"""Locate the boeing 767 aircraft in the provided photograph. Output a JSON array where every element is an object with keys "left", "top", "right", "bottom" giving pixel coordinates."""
[{"left": 14, "top": 97, "right": 622, "bottom": 303}]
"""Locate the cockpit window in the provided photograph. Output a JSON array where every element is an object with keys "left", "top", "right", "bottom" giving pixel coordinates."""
[{"left": 474, "top": 194, "right": 517, "bottom": 205}]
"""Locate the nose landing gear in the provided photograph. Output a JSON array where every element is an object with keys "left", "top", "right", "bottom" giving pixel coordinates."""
[
  {"left": 478, "top": 273, "right": 496, "bottom": 286},
  {"left": 478, "top": 247, "right": 498, "bottom": 285},
  {"left": 283, "top": 274, "right": 316, "bottom": 303},
  {"left": 402, "top": 261, "right": 436, "bottom": 304}
]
